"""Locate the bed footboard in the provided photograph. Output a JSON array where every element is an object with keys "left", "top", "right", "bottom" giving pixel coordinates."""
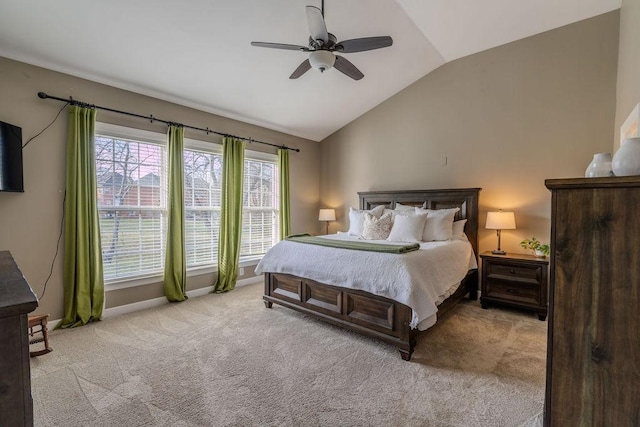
[
  {"left": 264, "top": 272, "right": 417, "bottom": 360},
  {"left": 263, "top": 270, "right": 478, "bottom": 360}
]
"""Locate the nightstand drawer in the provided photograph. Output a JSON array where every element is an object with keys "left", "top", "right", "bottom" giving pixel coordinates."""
[
  {"left": 484, "top": 278, "right": 540, "bottom": 305},
  {"left": 485, "top": 263, "right": 542, "bottom": 283}
]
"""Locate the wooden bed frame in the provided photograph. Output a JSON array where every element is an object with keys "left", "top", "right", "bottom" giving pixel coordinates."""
[{"left": 263, "top": 188, "right": 481, "bottom": 361}]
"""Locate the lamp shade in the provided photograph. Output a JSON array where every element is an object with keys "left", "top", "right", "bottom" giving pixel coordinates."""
[
  {"left": 318, "top": 208, "right": 336, "bottom": 221},
  {"left": 485, "top": 211, "right": 516, "bottom": 230}
]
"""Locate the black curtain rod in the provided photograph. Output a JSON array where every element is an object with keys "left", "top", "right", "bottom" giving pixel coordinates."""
[{"left": 37, "top": 92, "right": 300, "bottom": 152}]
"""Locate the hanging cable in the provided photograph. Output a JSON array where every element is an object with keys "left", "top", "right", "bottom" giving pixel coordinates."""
[
  {"left": 38, "top": 190, "right": 66, "bottom": 301},
  {"left": 23, "top": 101, "right": 70, "bottom": 148},
  {"left": 37, "top": 92, "right": 300, "bottom": 152}
]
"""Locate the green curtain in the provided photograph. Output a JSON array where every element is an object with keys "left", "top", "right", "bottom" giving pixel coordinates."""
[
  {"left": 214, "top": 137, "right": 245, "bottom": 293},
  {"left": 60, "top": 105, "right": 104, "bottom": 328},
  {"left": 163, "top": 125, "right": 187, "bottom": 302},
  {"left": 278, "top": 148, "right": 291, "bottom": 239}
]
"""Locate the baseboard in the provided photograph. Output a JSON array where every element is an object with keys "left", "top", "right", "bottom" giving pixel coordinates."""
[
  {"left": 48, "top": 318, "right": 62, "bottom": 330},
  {"left": 49, "top": 275, "right": 263, "bottom": 327}
]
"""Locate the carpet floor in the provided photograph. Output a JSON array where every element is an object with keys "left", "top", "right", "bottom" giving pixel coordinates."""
[{"left": 31, "top": 283, "right": 547, "bottom": 426}]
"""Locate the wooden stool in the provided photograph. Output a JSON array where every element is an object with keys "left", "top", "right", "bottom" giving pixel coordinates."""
[{"left": 28, "top": 314, "right": 52, "bottom": 357}]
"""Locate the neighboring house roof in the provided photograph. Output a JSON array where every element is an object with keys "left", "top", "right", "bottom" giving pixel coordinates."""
[
  {"left": 185, "top": 176, "right": 211, "bottom": 189},
  {"left": 98, "top": 172, "right": 130, "bottom": 187},
  {"left": 137, "top": 173, "right": 161, "bottom": 187}
]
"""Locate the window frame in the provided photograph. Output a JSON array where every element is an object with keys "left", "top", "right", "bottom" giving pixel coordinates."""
[
  {"left": 241, "top": 150, "right": 280, "bottom": 259},
  {"left": 182, "top": 139, "right": 222, "bottom": 271},
  {"left": 94, "top": 123, "right": 281, "bottom": 288},
  {"left": 95, "top": 123, "right": 169, "bottom": 285}
]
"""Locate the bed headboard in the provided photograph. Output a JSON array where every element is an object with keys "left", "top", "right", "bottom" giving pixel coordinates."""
[{"left": 358, "top": 188, "right": 481, "bottom": 258}]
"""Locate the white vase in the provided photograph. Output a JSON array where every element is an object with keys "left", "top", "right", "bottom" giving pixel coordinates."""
[
  {"left": 585, "top": 152, "right": 613, "bottom": 178},
  {"left": 612, "top": 137, "right": 640, "bottom": 176}
]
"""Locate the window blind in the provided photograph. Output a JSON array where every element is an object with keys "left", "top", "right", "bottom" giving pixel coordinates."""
[
  {"left": 95, "top": 132, "right": 168, "bottom": 281},
  {"left": 183, "top": 148, "right": 222, "bottom": 267},
  {"left": 241, "top": 157, "right": 279, "bottom": 257}
]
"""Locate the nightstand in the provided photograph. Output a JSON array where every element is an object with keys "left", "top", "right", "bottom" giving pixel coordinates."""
[{"left": 480, "top": 252, "right": 549, "bottom": 321}]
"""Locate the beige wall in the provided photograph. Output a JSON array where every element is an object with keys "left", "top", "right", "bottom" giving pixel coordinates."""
[
  {"left": 320, "top": 12, "right": 619, "bottom": 255},
  {"left": 0, "top": 57, "right": 320, "bottom": 319},
  {"left": 614, "top": 0, "right": 640, "bottom": 150}
]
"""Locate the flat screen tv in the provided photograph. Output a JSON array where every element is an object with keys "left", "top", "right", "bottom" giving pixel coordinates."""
[{"left": 0, "top": 120, "right": 24, "bottom": 192}]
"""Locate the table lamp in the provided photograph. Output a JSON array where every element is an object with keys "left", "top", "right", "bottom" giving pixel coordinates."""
[
  {"left": 485, "top": 211, "right": 516, "bottom": 255},
  {"left": 318, "top": 208, "right": 336, "bottom": 235}
]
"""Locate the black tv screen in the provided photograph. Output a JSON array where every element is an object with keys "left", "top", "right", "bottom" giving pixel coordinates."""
[{"left": 0, "top": 120, "right": 24, "bottom": 192}]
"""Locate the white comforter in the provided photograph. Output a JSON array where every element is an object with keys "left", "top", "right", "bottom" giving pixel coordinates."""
[{"left": 255, "top": 234, "right": 477, "bottom": 330}]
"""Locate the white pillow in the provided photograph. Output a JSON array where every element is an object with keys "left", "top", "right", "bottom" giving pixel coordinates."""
[
  {"left": 452, "top": 219, "right": 467, "bottom": 240},
  {"left": 362, "top": 212, "right": 393, "bottom": 240},
  {"left": 348, "top": 205, "right": 385, "bottom": 236},
  {"left": 417, "top": 207, "right": 460, "bottom": 241},
  {"left": 384, "top": 207, "right": 409, "bottom": 222},
  {"left": 394, "top": 201, "right": 426, "bottom": 211},
  {"left": 387, "top": 212, "right": 428, "bottom": 243}
]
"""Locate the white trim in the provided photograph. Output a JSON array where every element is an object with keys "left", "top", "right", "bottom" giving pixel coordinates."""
[
  {"left": 96, "top": 122, "right": 167, "bottom": 146},
  {"left": 187, "top": 265, "right": 217, "bottom": 277},
  {"left": 50, "top": 275, "right": 263, "bottom": 325},
  {"left": 102, "top": 295, "right": 168, "bottom": 319},
  {"left": 104, "top": 262, "right": 256, "bottom": 292},
  {"left": 47, "top": 318, "right": 62, "bottom": 330},
  {"left": 183, "top": 137, "right": 278, "bottom": 160},
  {"left": 235, "top": 275, "right": 263, "bottom": 288},
  {"left": 620, "top": 102, "right": 640, "bottom": 146},
  {"left": 184, "top": 137, "right": 222, "bottom": 153},
  {"left": 105, "top": 274, "right": 164, "bottom": 291},
  {"left": 245, "top": 149, "right": 277, "bottom": 162},
  {"left": 239, "top": 256, "right": 262, "bottom": 267}
]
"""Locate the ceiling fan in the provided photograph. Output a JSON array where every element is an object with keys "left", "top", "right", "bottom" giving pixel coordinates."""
[{"left": 250, "top": 0, "right": 393, "bottom": 81}]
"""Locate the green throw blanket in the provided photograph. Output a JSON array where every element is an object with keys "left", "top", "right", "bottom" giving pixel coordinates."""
[{"left": 285, "top": 233, "right": 420, "bottom": 254}]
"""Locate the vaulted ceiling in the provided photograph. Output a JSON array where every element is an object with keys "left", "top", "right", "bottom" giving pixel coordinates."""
[{"left": 0, "top": 0, "right": 621, "bottom": 141}]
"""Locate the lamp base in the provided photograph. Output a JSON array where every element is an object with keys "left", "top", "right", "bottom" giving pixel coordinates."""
[{"left": 491, "top": 250, "right": 506, "bottom": 255}]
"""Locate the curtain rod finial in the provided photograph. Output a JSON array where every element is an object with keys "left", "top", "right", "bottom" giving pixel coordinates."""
[{"left": 38, "top": 92, "right": 47, "bottom": 99}]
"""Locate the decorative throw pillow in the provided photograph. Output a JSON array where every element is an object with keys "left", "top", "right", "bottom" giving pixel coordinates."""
[
  {"left": 362, "top": 212, "right": 393, "bottom": 240},
  {"left": 348, "top": 205, "right": 385, "bottom": 237},
  {"left": 417, "top": 207, "right": 460, "bottom": 241},
  {"left": 452, "top": 219, "right": 467, "bottom": 240},
  {"left": 387, "top": 212, "right": 428, "bottom": 243}
]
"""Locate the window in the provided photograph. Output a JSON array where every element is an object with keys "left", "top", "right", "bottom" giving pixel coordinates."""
[
  {"left": 183, "top": 145, "right": 279, "bottom": 263},
  {"left": 95, "top": 124, "right": 167, "bottom": 282},
  {"left": 183, "top": 144, "right": 222, "bottom": 268},
  {"left": 95, "top": 122, "right": 281, "bottom": 283},
  {"left": 241, "top": 152, "right": 279, "bottom": 258}
]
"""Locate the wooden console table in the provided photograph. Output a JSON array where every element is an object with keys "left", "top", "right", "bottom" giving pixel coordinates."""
[{"left": 0, "top": 251, "right": 38, "bottom": 426}]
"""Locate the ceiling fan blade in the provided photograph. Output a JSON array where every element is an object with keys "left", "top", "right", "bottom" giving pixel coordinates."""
[
  {"left": 335, "top": 36, "right": 393, "bottom": 53},
  {"left": 251, "top": 41, "right": 309, "bottom": 51},
  {"left": 333, "top": 56, "right": 364, "bottom": 80},
  {"left": 289, "top": 59, "right": 311, "bottom": 79},
  {"left": 306, "top": 6, "right": 328, "bottom": 44}
]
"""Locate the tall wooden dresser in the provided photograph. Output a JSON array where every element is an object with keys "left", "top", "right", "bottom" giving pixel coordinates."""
[
  {"left": 544, "top": 177, "right": 640, "bottom": 426},
  {"left": 0, "top": 251, "right": 38, "bottom": 426}
]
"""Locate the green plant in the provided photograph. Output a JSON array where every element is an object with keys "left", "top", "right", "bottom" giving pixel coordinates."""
[{"left": 520, "top": 237, "right": 550, "bottom": 257}]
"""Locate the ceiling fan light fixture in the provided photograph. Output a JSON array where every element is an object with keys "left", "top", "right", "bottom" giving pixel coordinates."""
[{"left": 309, "top": 50, "right": 335, "bottom": 73}]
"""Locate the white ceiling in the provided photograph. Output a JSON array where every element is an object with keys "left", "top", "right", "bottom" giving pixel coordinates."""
[{"left": 0, "top": 0, "right": 620, "bottom": 142}]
